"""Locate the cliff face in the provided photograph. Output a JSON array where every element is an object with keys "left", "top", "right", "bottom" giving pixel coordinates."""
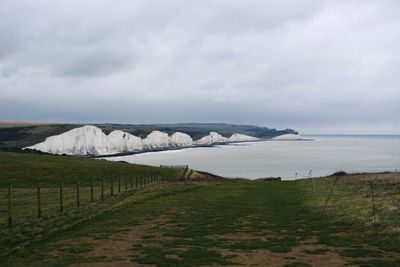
[
  {"left": 195, "top": 132, "right": 229, "bottom": 145},
  {"left": 142, "top": 131, "right": 171, "bottom": 150},
  {"left": 26, "top": 125, "right": 267, "bottom": 156},
  {"left": 108, "top": 130, "right": 143, "bottom": 152},
  {"left": 28, "top": 126, "right": 111, "bottom": 155},
  {"left": 272, "top": 134, "right": 302, "bottom": 140},
  {"left": 228, "top": 133, "right": 259, "bottom": 142},
  {"left": 170, "top": 132, "right": 193, "bottom": 147}
]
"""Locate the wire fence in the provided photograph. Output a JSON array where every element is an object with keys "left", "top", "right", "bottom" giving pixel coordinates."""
[
  {"left": 0, "top": 173, "right": 167, "bottom": 229},
  {"left": 299, "top": 171, "right": 400, "bottom": 242}
]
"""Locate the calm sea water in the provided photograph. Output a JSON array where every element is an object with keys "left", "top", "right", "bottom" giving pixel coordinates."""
[{"left": 105, "top": 135, "right": 400, "bottom": 180}]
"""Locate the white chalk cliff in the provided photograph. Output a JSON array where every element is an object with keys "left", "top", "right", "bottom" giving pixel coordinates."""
[
  {"left": 170, "top": 132, "right": 193, "bottom": 147},
  {"left": 272, "top": 134, "right": 302, "bottom": 140},
  {"left": 108, "top": 130, "right": 143, "bottom": 152},
  {"left": 228, "top": 133, "right": 259, "bottom": 142},
  {"left": 27, "top": 125, "right": 112, "bottom": 155},
  {"left": 142, "top": 131, "right": 171, "bottom": 150},
  {"left": 26, "top": 125, "right": 261, "bottom": 156},
  {"left": 195, "top": 132, "right": 229, "bottom": 145}
]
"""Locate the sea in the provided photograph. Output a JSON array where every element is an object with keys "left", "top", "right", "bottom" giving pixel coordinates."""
[{"left": 105, "top": 135, "right": 400, "bottom": 180}]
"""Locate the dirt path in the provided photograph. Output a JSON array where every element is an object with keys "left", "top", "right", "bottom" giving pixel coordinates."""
[{"left": 54, "top": 215, "right": 400, "bottom": 267}]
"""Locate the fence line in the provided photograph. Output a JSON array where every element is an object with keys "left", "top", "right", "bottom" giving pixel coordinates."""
[
  {"left": 90, "top": 177, "right": 94, "bottom": 203},
  {"left": 37, "top": 180, "right": 41, "bottom": 219},
  {"left": 305, "top": 174, "right": 393, "bottom": 241},
  {"left": 60, "top": 180, "right": 63, "bottom": 212},
  {"left": 8, "top": 183, "right": 12, "bottom": 227},
  {"left": 76, "top": 179, "right": 80, "bottom": 207},
  {"left": 4, "top": 173, "right": 165, "bottom": 228},
  {"left": 369, "top": 181, "right": 378, "bottom": 239}
]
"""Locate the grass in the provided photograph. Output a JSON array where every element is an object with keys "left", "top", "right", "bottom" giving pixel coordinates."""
[
  {"left": 0, "top": 152, "right": 183, "bottom": 225},
  {"left": 350, "top": 259, "right": 400, "bottom": 267},
  {"left": 0, "top": 152, "right": 180, "bottom": 187},
  {"left": 0, "top": 152, "right": 400, "bottom": 266},
  {"left": 2, "top": 179, "right": 398, "bottom": 266},
  {"left": 303, "top": 248, "right": 330, "bottom": 255},
  {"left": 283, "top": 262, "right": 312, "bottom": 267},
  {"left": 0, "top": 124, "right": 79, "bottom": 149},
  {"left": 339, "top": 248, "right": 383, "bottom": 258},
  {"left": 303, "top": 175, "right": 400, "bottom": 252}
]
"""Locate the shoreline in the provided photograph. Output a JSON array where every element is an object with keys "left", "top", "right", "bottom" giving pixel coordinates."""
[
  {"left": 91, "top": 139, "right": 264, "bottom": 159},
  {"left": 92, "top": 138, "right": 314, "bottom": 159}
]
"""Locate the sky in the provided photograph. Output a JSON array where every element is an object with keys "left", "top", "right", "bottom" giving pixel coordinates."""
[{"left": 0, "top": 0, "right": 399, "bottom": 134}]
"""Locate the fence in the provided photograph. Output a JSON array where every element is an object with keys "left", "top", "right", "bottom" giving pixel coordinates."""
[
  {"left": 300, "top": 172, "right": 400, "bottom": 241},
  {"left": 1, "top": 173, "right": 164, "bottom": 228}
]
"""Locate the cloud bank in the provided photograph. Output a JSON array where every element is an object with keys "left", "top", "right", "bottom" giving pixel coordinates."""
[{"left": 0, "top": 0, "right": 399, "bottom": 133}]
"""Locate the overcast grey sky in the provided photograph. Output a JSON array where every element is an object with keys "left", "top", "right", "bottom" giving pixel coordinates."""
[{"left": 0, "top": 0, "right": 399, "bottom": 134}]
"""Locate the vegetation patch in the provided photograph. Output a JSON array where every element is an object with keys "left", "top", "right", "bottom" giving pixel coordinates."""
[
  {"left": 283, "top": 262, "right": 312, "bottom": 267},
  {"left": 339, "top": 248, "right": 383, "bottom": 258},
  {"left": 303, "top": 248, "right": 330, "bottom": 255}
]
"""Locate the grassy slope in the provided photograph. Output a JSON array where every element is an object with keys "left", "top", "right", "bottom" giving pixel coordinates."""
[
  {"left": 0, "top": 152, "right": 181, "bottom": 187},
  {"left": 0, "top": 122, "right": 297, "bottom": 149},
  {"left": 0, "top": 152, "right": 184, "bottom": 229},
  {"left": 0, "top": 154, "right": 399, "bottom": 266},
  {"left": 0, "top": 124, "right": 79, "bottom": 149}
]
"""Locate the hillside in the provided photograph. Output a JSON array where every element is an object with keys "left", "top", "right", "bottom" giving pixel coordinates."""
[
  {"left": 1, "top": 160, "right": 399, "bottom": 266},
  {"left": 0, "top": 122, "right": 297, "bottom": 150}
]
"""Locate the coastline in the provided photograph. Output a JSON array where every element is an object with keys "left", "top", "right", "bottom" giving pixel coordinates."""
[
  {"left": 92, "top": 139, "right": 266, "bottom": 158},
  {"left": 102, "top": 135, "right": 400, "bottom": 180},
  {"left": 93, "top": 137, "right": 315, "bottom": 159}
]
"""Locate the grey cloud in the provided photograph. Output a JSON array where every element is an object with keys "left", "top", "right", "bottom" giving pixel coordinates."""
[{"left": 0, "top": 0, "right": 399, "bottom": 134}]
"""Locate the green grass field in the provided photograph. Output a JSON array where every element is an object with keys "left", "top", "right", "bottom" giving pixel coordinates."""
[
  {"left": 1, "top": 152, "right": 400, "bottom": 266},
  {"left": 0, "top": 151, "right": 181, "bottom": 220}
]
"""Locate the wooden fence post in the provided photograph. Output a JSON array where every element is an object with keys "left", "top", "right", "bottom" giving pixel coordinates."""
[
  {"left": 125, "top": 177, "right": 127, "bottom": 191},
  {"left": 37, "top": 180, "right": 41, "bottom": 219},
  {"left": 369, "top": 182, "right": 378, "bottom": 239},
  {"left": 101, "top": 177, "right": 104, "bottom": 201},
  {"left": 130, "top": 176, "right": 133, "bottom": 189},
  {"left": 90, "top": 177, "right": 94, "bottom": 202},
  {"left": 111, "top": 176, "right": 114, "bottom": 196},
  {"left": 135, "top": 176, "right": 138, "bottom": 188},
  {"left": 8, "top": 183, "right": 12, "bottom": 227},
  {"left": 76, "top": 179, "right": 80, "bottom": 207},
  {"left": 118, "top": 177, "right": 121, "bottom": 193},
  {"left": 59, "top": 180, "right": 63, "bottom": 212}
]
